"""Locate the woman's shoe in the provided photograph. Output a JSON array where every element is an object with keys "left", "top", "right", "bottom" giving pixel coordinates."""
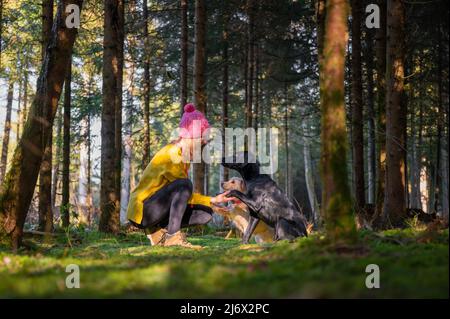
[
  {"left": 146, "top": 228, "right": 167, "bottom": 246},
  {"left": 163, "top": 231, "right": 202, "bottom": 249}
]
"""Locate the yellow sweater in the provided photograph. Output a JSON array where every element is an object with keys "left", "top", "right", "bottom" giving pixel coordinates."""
[{"left": 127, "top": 143, "right": 211, "bottom": 224}]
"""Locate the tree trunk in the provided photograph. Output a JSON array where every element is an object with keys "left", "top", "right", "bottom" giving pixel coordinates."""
[
  {"left": 302, "top": 119, "right": 320, "bottom": 226},
  {"left": 221, "top": 12, "right": 229, "bottom": 183},
  {"left": 410, "top": 89, "right": 422, "bottom": 209},
  {"left": 245, "top": 0, "right": 255, "bottom": 130},
  {"left": 284, "top": 85, "right": 291, "bottom": 197},
  {"left": 22, "top": 59, "right": 29, "bottom": 126},
  {"left": 0, "top": 0, "right": 83, "bottom": 250},
  {"left": 434, "top": 19, "right": 443, "bottom": 215},
  {"left": 374, "top": 0, "right": 387, "bottom": 226},
  {"left": 0, "top": 80, "right": 13, "bottom": 185},
  {"left": 365, "top": 28, "right": 376, "bottom": 205},
  {"left": 51, "top": 107, "right": 63, "bottom": 209},
  {"left": 254, "top": 45, "right": 260, "bottom": 131},
  {"left": 78, "top": 120, "right": 88, "bottom": 207},
  {"left": 350, "top": 0, "right": 365, "bottom": 213},
  {"left": 142, "top": 0, "right": 151, "bottom": 168},
  {"left": 180, "top": 0, "right": 188, "bottom": 109},
  {"left": 86, "top": 111, "right": 92, "bottom": 226},
  {"left": 61, "top": 57, "right": 72, "bottom": 228},
  {"left": 16, "top": 76, "right": 23, "bottom": 138},
  {"left": 38, "top": 0, "right": 54, "bottom": 233},
  {"left": 41, "top": 0, "right": 54, "bottom": 60},
  {"left": 320, "top": 0, "right": 356, "bottom": 241},
  {"left": 316, "top": 0, "right": 326, "bottom": 66},
  {"left": 383, "top": 0, "right": 406, "bottom": 227},
  {"left": 0, "top": 0, "right": 3, "bottom": 68},
  {"left": 121, "top": 43, "right": 135, "bottom": 224},
  {"left": 193, "top": 0, "right": 206, "bottom": 194},
  {"left": 438, "top": 18, "right": 449, "bottom": 220},
  {"left": 100, "top": 0, "right": 124, "bottom": 233}
]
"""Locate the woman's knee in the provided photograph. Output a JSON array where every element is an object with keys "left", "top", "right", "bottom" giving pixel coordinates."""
[{"left": 172, "top": 178, "right": 193, "bottom": 195}]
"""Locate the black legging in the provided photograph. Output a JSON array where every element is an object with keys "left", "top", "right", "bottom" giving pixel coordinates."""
[{"left": 138, "top": 178, "right": 213, "bottom": 234}]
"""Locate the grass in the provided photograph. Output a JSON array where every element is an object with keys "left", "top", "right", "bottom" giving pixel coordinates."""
[{"left": 0, "top": 226, "right": 448, "bottom": 298}]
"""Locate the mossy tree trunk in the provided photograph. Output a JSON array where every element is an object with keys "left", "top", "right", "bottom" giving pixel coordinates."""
[
  {"left": 319, "top": 0, "right": 356, "bottom": 241},
  {"left": 0, "top": 0, "right": 83, "bottom": 250},
  {"left": 38, "top": 0, "right": 55, "bottom": 233},
  {"left": 383, "top": 0, "right": 407, "bottom": 227}
]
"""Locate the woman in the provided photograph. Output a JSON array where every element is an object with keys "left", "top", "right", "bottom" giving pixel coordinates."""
[{"left": 127, "top": 103, "right": 230, "bottom": 249}]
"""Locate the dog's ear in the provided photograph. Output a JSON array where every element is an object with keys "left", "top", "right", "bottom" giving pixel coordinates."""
[{"left": 239, "top": 179, "right": 246, "bottom": 192}]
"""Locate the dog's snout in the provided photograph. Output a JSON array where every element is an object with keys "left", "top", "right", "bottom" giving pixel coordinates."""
[{"left": 220, "top": 181, "right": 225, "bottom": 188}]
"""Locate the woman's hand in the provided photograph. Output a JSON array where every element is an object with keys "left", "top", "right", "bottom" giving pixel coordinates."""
[{"left": 211, "top": 191, "right": 237, "bottom": 206}]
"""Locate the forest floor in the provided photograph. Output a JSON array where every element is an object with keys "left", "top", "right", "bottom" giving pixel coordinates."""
[{"left": 0, "top": 225, "right": 448, "bottom": 298}]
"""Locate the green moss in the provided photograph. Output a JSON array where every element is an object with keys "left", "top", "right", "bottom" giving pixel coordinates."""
[{"left": 0, "top": 228, "right": 447, "bottom": 298}]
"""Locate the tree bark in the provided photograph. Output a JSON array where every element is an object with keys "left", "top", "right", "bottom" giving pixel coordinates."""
[
  {"left": 221, "top": 12, "right": 229, "bottom": 183},
  {"left": 254, "top": 45, "right": 260, "bottom": 131},
  {"left": 320, "top": 0, "right": 356, "bottom": 241},
  {"left": 86, "top": 111, "right": 92, "bottom": 226},
  {"left": 38, "top": 0, "right": 54, "bottom": 233},
  {"left": 316, "top": 0, "right": 326, "bottom": 67},
  {"left": 99, "top": 0, "right": 124, "bottom": 233},
  {"left": 410, "top": 88, "right": 422, "bottom": 210},
  {"left": 121, "top": 37, "right": 136, "bottom": 224},
  {"left": 16, "top": 76, "right": 23, "bottom": 138},
  {"left": 434, "top": 18, "right": 443, "bottom": 215},
  {"left": 22, "top": 58, "right": 29, "bottom": 126},
  {"left": 142, "top": 0, "right": 151, "bottom": 168},
  {"left": 41, "top": 0, "right": 54, "bottom": 60},
  {"left": 180, "top": 0, "right": 188, "bottom": 109},
  {"left": 383, "top": 0, "right": 406, "bottom": 227},
  {"left": 51, "top": 107, "right": 63, "bottom": 209},
  {"left": 61, "top": 57, "right": 72, "bottom": 228},
  {"left": 245, "top": 0, "right": 255, "bottom": 130},
  {"left": 374, "top": 0, "right": 387, "bottom": 225},
  {"left": 365, "top": 27, "right": 376, "bottom": 206},
  {"left": 0, "top": 0, "right": 83, "bottom": 250},
  {"left": 0, "top": 80, "right": 13, "bottom": 185},
  {"left": 0, "top": 0, "right": 3, "bottom": 68},
  {"left": 350, "top": 0, "right": 365, "bottom": 213},
  {"left": 284, "top": 85, "right": 291, "bottom": 197},
  {"left": 302, "top": 119, "right": 320, "bottom": 226},
  {"left": 193, "top": 0, "right": 206, "bottom": 194}
]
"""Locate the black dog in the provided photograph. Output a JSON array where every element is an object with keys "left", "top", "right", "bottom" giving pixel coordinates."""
[{"left": 222, "top": 152, "right": 308, "bottom": 243}]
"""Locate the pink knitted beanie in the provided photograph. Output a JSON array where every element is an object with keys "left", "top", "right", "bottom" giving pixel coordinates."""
[{"left": 179, "top": 103, "right": 210, "bottom": 139}]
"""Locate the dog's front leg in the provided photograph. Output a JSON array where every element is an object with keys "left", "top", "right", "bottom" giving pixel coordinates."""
[
  {"left": 242, "top": 216, "right": 259, "bottom": 244},
  {"left": 226, "top": 190, "right": 260, "bottom": 212}
]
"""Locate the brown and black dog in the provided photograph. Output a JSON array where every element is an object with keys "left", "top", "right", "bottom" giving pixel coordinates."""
[{"left": 213, "top": 177, "right": 275, "bottom": 243}]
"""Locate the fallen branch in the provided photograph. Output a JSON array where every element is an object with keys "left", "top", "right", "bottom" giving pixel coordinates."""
[{"left": 23, "top": 230, "right": 57, "bottom": 237}]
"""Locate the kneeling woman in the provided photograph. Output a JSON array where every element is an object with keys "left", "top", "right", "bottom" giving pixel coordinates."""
[{"left": 126, "top": 104, "right": 230, "bottom": 249}]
